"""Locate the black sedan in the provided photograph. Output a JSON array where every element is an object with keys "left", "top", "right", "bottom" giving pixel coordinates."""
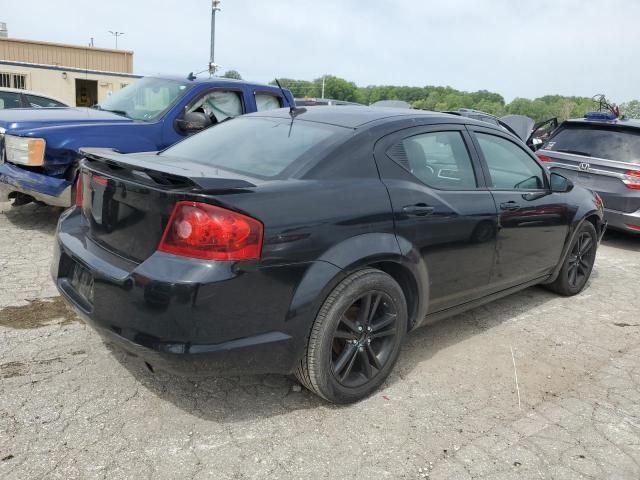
[{"left": 52, "top": 107, "right": 606, "bottom": 403}]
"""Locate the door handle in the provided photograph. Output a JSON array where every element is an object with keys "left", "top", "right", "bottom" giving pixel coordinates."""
[
  {"left": 401, "top": 204, "right": 435, "bottom": 216},
  {"left": 500, "top": 201, "right": 520, "bottom": 211}
]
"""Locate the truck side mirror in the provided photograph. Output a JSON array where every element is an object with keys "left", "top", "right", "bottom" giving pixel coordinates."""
[{"left": 175, "top": 112, "right": 212, "bottom": 134}]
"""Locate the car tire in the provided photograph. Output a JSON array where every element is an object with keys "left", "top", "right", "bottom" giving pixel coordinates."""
[
  {"left": 295, "top": 268, "right": 407, "bottom": 403},
  {"left": 545, "top": 221, "right": 598, "bottom": 296}
]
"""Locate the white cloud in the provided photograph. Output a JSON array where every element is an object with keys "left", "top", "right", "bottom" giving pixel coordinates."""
[{"left": 2, "top": 0, "right": 639, "bottom": 101}]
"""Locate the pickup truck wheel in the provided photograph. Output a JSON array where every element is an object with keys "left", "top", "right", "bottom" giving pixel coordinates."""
[
  {"left": 546, "top": 222, "right": 598, "bottom": 296},
  {"left": 295, "top": 268, "right": 407, "bottom": 404}
]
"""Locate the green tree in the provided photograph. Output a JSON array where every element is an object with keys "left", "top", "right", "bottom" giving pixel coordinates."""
[
  {"left": 221, "top": 70, "right": 242, "bottom": 80},
  {"left": 314, "top": 75, "right": 358, "bottom": 101},
  {"left": 271, "top": 74, "right": 619, "bottom": 121},
  {"left": 621, "top": 100, "right": 640, "bottom": 119},
  {"left": 269, "top": 78, "right": 318, "bottom": 98}
]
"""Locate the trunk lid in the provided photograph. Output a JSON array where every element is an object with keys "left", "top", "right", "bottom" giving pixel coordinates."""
[
  {"left": 78, "top": 148, "right": 260, "bottom": 263},
  {"left": 539, "top": 149, "right": 640, "bottom": 213}
]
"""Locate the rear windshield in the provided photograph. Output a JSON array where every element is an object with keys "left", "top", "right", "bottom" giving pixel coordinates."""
[
  {"left": 162, "top": 116, "right": 347, "bottom": 178},
  {"left": 546, "top": 125, "right": 640, "bottom": 164}
]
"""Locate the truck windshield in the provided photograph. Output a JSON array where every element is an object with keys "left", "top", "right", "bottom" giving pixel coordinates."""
[{"left": 96, "top": 77, "right": 191, "bottom": 121}]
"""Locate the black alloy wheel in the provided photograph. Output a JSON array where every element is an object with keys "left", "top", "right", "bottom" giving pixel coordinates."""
[
  {"left": 546, "top": 221, "right": 598, "bottom": 296},
  {"left": 295, "top": 268, "right": 407, "bottom": 403},
  {"left": 331, "top": 291, "right": 398, "bottom": 388},
  {"left": 567, "top": 231, "right": 595, "bottom": 289}
]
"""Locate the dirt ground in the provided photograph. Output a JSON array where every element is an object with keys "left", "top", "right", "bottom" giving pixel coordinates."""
[{"left": 1, "top": 202, "right": 640, "bottom": 479}]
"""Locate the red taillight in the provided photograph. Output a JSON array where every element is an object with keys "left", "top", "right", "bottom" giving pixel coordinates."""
[
  {"left": 92, "top": 174, "right": 108, "bottom": 187},
  {"left": 158, "top": 201, "right": 263, "bottom": 261},
  {"left": 75, "top": 174, "right": 83, "bottom": 208},
  {"left": 622, "top": 170, "right": 640, "bottom": 190},
  {"left": 594, "top": 192, "right": 604, "bottom": 209},
  {"left": 626, "top": 224, "right": 640, "bottom": 231},
  {"left": 537, "top": 154, "right": 552, "bottom": 162}
]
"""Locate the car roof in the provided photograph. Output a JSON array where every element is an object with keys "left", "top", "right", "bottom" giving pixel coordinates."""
[
  {"left": 149, "top": 75, "right": 281, "bottom": 91},
  {"left": 248, "top": 105, "right": 489, "bottom": 129},
  {"left": 0, "top": 87, "right": 67, "bottom": 104},
  {"left": 563, "top": 117, "right": 640, "bottom": 130}
]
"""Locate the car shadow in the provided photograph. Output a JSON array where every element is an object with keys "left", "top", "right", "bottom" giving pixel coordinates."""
[
  {"left": 601, "top": 229, "right": 640, "bottom": 252},
  {"left": 1, "top": 201, "right": 62, "bottom": 233},
  {"left": 109, "top": 284, "right": 558, "bottom": 423}
]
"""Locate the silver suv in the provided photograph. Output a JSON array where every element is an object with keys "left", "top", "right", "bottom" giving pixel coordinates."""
[{"left": 536, "top": 112, "right": 640, "bottom": 234}]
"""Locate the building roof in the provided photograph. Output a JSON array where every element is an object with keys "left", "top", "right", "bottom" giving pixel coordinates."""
[{"left": 0, "top": 37, "right": 133, "bottom": 74}]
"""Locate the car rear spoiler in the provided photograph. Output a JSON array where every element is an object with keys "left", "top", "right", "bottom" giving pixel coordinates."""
[{"left": 80, "top": 148, "right": 257, "bottom": 192}]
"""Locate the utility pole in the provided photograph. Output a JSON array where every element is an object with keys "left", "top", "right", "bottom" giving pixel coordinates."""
[
  {"left": 209, "top": 0, "right": 222, "bottom": 75},
  {"left": 321, "top": 76, "right": 326, "bottom": 99},
  {"left": 108, "top": 31, "right": 124, "bottom": 49}
]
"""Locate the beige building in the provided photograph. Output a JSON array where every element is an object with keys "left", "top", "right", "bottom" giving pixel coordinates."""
[{"left": 0, "top": 36, "right": 140, "bottom": 106}]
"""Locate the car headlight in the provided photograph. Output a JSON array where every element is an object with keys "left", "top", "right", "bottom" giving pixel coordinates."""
[{"left": 4, "top": 134, "right": 46, "bottom": 166}]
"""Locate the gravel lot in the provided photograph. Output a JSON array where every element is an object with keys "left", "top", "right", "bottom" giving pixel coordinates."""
[{"left": 1, "top": 201, "right": 639, "bottom": 480}]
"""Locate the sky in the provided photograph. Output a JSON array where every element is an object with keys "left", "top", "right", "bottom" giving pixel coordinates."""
[{"left": 2, "top": 0, "right": 640, "bottom": 102}]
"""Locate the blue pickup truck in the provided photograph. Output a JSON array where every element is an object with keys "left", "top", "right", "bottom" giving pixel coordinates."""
[{"left": 0, "top": 76, "right": 294, "bottom": 207}]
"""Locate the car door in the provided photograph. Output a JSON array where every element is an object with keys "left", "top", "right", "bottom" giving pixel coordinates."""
[
  {"left": 468, "top": 126, "right": 571, "bottom": 290},
  {"left": 374, "top": 124, "right": 498, "bottom": 314}
]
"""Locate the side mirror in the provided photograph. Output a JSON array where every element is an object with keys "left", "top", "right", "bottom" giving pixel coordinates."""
[
  {"left": 175, "top": 112, "right": 212, "bottom": 134},
  {"left": 530, "top": 138, "right": 543, "bottom": 151},
  {"left": 550, "top": 172, "right": 573, "bottom": 193}
]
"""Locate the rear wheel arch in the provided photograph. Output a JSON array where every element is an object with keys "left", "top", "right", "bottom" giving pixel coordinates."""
[
  {"left": 544, "top": 211, "right": 602, "bottom": 284},
  {"left": 368, "top": 260, "right": 421, "bottom": 329}
]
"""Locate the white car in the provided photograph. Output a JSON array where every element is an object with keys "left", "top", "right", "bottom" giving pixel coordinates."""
[{"left": 0, "top": 87, "right": 68, "bottom": 109}]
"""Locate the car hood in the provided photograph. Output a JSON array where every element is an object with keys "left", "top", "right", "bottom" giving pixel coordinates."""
[
  {"left": 0, "top": 107, "right": 134, "bottom": 134},
  {"left": 500, "top": 115, "right": 536, "bottom": 142}
]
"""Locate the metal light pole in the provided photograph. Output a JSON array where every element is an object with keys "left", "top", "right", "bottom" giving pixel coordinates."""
[
  {"left": 209, "top": 0, "right": 222, "bottom": 75},
  {"left": 108, "top": 31, "right": 124, "bottom": 49}
]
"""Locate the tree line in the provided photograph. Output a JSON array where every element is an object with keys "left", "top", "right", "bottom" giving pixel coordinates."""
[{"left": 221, "top": 71, "right": 639, "bottom": 121}]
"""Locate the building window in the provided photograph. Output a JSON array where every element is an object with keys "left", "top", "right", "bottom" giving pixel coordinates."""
[
  {"left": 12, "top": 74, "right": 27, "bottom": 89},
  {"left": 120, "top": 83, "right": 128, "bottom": 89},
  {"left": 0, "top": 73, "right": 27, "bottom": 89}
]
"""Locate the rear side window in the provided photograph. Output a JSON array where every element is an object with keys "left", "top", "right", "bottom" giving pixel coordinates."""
[
  {"left": 255, "top": 93, "right": 282, "bottom": 111},
  {"left": 0, "top": 91, "right": 22, "bottom": 109},
  {"left": 546, "top": 126, "right": 640, "bottom": 164},
  {"left": 162, "top": 117, "right": 347, "bottom": 178},
  {"left": 475, "top": 133, "right": 545, "bottom": 190},
  {"left": 388, "top": 131, "right": 477, "bottom": 189}
]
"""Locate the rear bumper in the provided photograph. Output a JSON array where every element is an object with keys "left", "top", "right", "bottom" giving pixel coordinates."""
[
  {"left": 604, "top": 207, "right": 640, "bottom": 234},
  {"left": 63, "top": 300, "right": 295, "bottom": 377},
  {"left": 0, "top": 162, "right": 72, "bottom": 207},
  {"left": 52, "top": 209, "right": 319, "bottom": 377}
]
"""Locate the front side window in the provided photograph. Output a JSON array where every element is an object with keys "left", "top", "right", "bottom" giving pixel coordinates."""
[
  {"left": 255, "top": 93, "right": 282, "bottom": 111},
  {"left": 0, "top": 91, "right": 22, "bottom": 109},
  {"left": 26, "top": 94, "right": 66, "bottom": 108},
  {"left": 187, "top": 90, "right": 243, "bottom": 123},
  {"left": 162, "top": 117, "right": 347, "bottom": 178},
  {"left": 97, "top": 77, "right": 191, "bottom": 121},
  {"left": 546, "top": 125, "right": 640, "bottom": 164},
  {"left": 475, "top": 133, "right": 545, "bottom": 190},
  {"left": 388, "top": 131, "right": 477, "bottom": 189}
]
